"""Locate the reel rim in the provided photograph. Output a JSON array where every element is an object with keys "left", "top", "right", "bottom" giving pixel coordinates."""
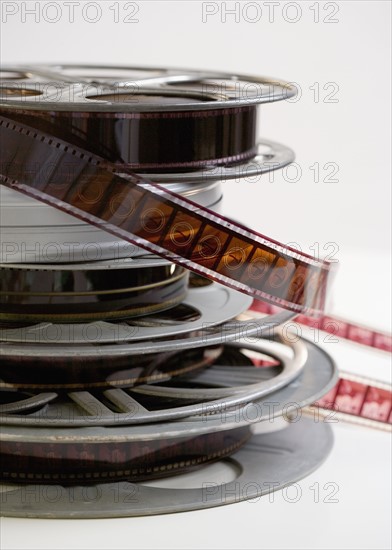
[{"left": 0, "top": 64, "right": 297, "bottom": 112}]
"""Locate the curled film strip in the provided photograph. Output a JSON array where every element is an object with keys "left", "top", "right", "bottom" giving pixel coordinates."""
[
  {"left": 0, "top": 66, "right": 332, "bottom": 313},
  {"left": 304, "top": 374, "right": 392, "bottom": 432},
  {"left": 0, "top": 140, "right": 295, "bottom": 266},
  {"left": 249, "top": 300, "right": 392, "bottom": 354},
  {"left": 246, "top": 303, "right": 392, "bottom": 431}
]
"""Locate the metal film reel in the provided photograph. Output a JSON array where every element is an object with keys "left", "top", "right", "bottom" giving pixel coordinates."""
[
  {"left": 0, "top": 65, "right": 295, "bottom": 172},
  {"left": 0, "top": 418, "right": 334, "bottom": 518},
  {"left": 0, "top": 279, "right": 253, "bottom": 345},
  {"left": 0, "top": 333, "right": 338, "bottom": 426}
]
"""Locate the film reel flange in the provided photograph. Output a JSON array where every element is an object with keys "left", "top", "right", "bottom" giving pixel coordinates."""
[{"left": 0, "top": 65, "right": 297, "bottom": 110}]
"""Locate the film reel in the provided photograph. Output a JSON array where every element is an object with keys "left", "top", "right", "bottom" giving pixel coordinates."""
[
  {"left": 0, "top": 64, "right": 295, "bottom": 170},
  {"left": 0, "top": 336, "right": 337, "bottom": 483},
  {"left": 0, "top": 277, "right": 252, "bottom": 346},
  {"left": 0, "top": 64, "right": 333, "bottom": 315},
  {"left": 0, "top": 65, "right": 294, "bottom": 265},
  {"left": 0, "top": 418, "right": 333, "bottom": 518},
  {"left": 0, "top": 308, "right": 293, "bottom": 364},
  {"left": 0, "top": 332, "right": 336, "bottom": 426}
]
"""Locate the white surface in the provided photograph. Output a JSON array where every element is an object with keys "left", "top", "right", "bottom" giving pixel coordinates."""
[
  {"left": 1, "top": 423, "right": 391, "bottom": 550},
  {"left": 0, "top": 1, "right": 391, "bottom": 549}
]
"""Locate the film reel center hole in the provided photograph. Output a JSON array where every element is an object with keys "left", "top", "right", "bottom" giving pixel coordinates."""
[{"left": 140, "top": 458, "right": 241, "bottom": 490}]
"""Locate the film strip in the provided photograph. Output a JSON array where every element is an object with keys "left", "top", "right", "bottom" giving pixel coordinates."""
[
  {"left": 249, "top": 300, "right": 392, "bottom": 354},
  {"left": 304, "top": 374, "right": 392, "bottom": 432},
  {"left": 0, "top": 115, "right": 333, "bottom": 316},
  {"left": 0, "top": 65, "right": 334, "bottom": 315},
  {"left": 0, "top": 178, "right": 225, "bottom": 265},
  {"left": 246, "top": 303, "right": 392, "bottom": 431}
]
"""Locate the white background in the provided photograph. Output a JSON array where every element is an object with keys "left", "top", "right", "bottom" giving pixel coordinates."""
[{"left": 0, "top": 1, "right": 391, "bottom": 549}]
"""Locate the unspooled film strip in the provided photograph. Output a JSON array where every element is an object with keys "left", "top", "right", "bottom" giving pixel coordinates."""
[
  {"left": 0, "top": 116, "right": 333, "bottom": 315},
  {"left": 247, "top": 302, "right": 392, "bottom": 431},
  {"left": 304, "top": 374, "right": 392, "bottom": 432},
  {"left": 250, "top": 300, "right": 392, "bottom": 354}
]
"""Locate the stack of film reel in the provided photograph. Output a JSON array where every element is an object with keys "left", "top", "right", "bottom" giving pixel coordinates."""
[{"left": 0, "top": 65, "right": 390, "bottom": 518}]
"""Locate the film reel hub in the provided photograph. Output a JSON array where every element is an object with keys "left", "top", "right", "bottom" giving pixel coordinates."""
[{"left": 0, "top": 66, "right": 296, "bottom": 174}]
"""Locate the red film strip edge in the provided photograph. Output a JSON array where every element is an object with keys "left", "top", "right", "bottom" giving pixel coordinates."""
[
  {"left": 305, "top": 374, "right": 392, "bottom": 431},
  {"left": 0, "top": 115, "right": 334, "bottom": 316},
  {"left": 250, "top": 300, "right": 392, "bottom": 354}
]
